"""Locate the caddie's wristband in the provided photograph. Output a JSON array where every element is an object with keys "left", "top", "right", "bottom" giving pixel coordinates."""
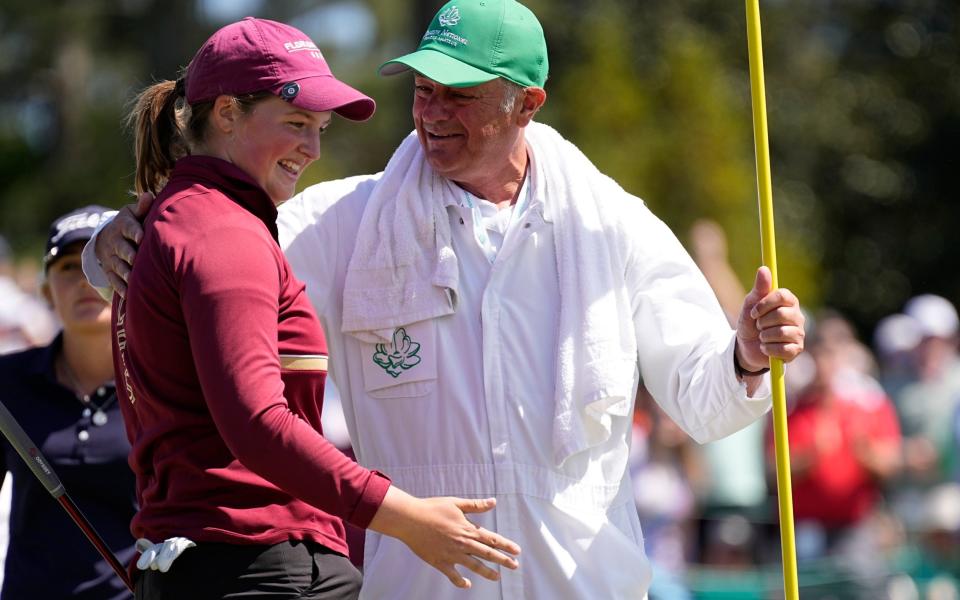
[{"left": 734, "top": 352, "right": 770, "bottom": 378}]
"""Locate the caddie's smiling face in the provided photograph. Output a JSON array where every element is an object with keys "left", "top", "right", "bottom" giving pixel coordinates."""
[{"left": 412, "top": 75, "right": 524, "bottom": 191}]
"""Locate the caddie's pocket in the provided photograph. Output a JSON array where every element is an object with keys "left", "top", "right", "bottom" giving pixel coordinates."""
[{"left": 360, "top": 320, "right": 437, "bottom": 398}]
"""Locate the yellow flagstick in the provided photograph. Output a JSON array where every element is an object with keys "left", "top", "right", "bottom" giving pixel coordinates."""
[{"left": 745, "top": 1, "right": 799, "bottom": 598}]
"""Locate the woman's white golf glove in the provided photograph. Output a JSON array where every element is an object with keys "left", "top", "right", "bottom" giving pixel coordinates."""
[{"left": 135, "top": 537, "right": 196, "bottom": 572}]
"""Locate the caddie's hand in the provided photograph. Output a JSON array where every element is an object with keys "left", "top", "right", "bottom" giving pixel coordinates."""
[
  {"left": 96, "top": 192, "right": 153, "bottom": 297},
  {"left": 369, "top": 487, "right": 521, "bottom": 589},
  {"left": 735, "top": 266, "right": 805, "bottom": 375}
]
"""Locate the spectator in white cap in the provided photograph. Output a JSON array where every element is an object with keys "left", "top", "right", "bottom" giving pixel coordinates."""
[
  {"left": 890, "top": 294, "right": 960, "bottom": 532},
  {"left": 873, "top": 312, "right": 923, "bottom": 400},
  {"left": 898, "top": 295, "right": 960, "bottom": 474},
  {"left": 904, "top": 294, "right": 960, "bottom": 379}
]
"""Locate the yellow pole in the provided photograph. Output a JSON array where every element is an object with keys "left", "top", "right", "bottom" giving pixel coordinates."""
[{"left": 745, "top": 2, "right": 799, "bottom": 598}]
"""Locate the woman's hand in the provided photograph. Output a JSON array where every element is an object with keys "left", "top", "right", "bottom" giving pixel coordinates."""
[{"left": 368, "top": 486, "right": 521, "bottom": 588}]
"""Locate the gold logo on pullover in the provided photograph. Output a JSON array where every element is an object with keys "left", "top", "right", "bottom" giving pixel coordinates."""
[{"left": 114, "top": 297, "right": 136, "bottom": 404}]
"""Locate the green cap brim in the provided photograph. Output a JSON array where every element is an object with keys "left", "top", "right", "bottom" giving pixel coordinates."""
[{"left": 379, "top": 48, "right": 499, "bottom": 88}]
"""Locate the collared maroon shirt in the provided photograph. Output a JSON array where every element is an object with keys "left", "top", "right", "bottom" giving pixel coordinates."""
[{"left": 112, "top": 155, "right": 389, "bottom": 555}]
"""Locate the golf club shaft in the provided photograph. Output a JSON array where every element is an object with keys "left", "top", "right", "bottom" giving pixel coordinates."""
[
  {"left": 59, "top": 494, "right": 135, "bottom": 592},
  {"left": 0, "top": 400, "right": 134, "bottom": 593}
]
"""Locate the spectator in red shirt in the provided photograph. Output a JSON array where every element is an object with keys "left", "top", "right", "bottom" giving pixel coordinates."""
[
  {"left": 767, "top": 311, "right": 902, "bottom": 587},
  {"left": 115, "top": 17, "right": 519, "bottom": 600}
]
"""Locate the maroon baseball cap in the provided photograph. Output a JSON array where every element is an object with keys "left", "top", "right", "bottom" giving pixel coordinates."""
[{"left": 185, "top": 17, "right": 375, "bottom": 121}]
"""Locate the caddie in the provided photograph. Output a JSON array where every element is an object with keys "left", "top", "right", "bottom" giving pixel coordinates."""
[{"left": 87, "top": 1, "right": 805, "bottom": 597}]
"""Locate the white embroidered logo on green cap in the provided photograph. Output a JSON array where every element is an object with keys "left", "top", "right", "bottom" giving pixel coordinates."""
[{"left": 438, "top": 6, "right": 461, "bottom": 27}]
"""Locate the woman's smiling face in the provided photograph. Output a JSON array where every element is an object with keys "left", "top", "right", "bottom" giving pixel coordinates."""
[{"left": 222, "top": 95, "right": 332, "bottom": 205}]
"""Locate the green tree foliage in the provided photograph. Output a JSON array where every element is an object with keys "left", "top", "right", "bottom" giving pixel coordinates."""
[
  {"left": 0, "top": 0, "right": 208, "bottom": 254},
  {"left": 540, "top": 0, "right": 814, "bottom": 305}
]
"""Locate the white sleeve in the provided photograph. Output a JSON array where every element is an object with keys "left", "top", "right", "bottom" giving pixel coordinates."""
[
  {"left": 278, "top": 174, "right": 379, "bottom": 317},
  {"left": 277, "top": 186, "right": 339, "bottom": 317},
  {"left": 626, "top": 204, "right": 771, "bottom": 444},
  {"left": 80, "top": 210, "right": 118, "bottom": 301}
]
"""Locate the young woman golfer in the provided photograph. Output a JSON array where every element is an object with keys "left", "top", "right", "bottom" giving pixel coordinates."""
[{"left": 116, "top": 17, "right": 519, "bottom": 599}]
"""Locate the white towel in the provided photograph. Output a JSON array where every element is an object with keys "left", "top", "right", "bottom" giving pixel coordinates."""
[
  {"left": 342, "top": 122, "right": 637, "bottom": 466},
  {"left": 524, "top": 123, "right": 638, "bottom": 466},
  {"left": 341, "top": 132, "right": 460, "bottom": 344}
]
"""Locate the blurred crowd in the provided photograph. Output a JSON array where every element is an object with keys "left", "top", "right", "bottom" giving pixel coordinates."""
[
  {"left": 0, "top": 236, "right": 58, "bottom": 354},
  {"left": 2, "top": 220, "right": 958, "bottom": 599},
  {"left": 629, "top": 220, "right": 960, "bottom": 600}
]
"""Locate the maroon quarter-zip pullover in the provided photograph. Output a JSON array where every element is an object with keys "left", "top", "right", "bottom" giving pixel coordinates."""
[{"left": 112, "top": 156, "right": 389, "bottom": 556}]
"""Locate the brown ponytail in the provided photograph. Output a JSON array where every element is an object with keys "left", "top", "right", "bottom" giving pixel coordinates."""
[
  {"left": 127, "top": 80, "right": 187, "bottom": 195},
  {"left": 128, "top": 78, "right": 274, "bottom": 195}
]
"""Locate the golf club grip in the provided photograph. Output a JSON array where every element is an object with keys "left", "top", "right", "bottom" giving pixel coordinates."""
[{"left": 0, "top": 400, "right": 65, "bottom": 497}]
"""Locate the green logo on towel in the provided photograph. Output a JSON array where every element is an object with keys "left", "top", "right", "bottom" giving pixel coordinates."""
[{"left": 373, "top": 328, "right": 422, "bottom": 378}]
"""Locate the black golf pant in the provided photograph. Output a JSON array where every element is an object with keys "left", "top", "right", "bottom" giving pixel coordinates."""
[{"left": 135, "top": 540, "right": 361, "bottom": 599}]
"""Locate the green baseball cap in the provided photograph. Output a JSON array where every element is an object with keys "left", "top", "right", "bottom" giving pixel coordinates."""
[{"left": 379, "top": 0, "right": 549, "bottom": 88}]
